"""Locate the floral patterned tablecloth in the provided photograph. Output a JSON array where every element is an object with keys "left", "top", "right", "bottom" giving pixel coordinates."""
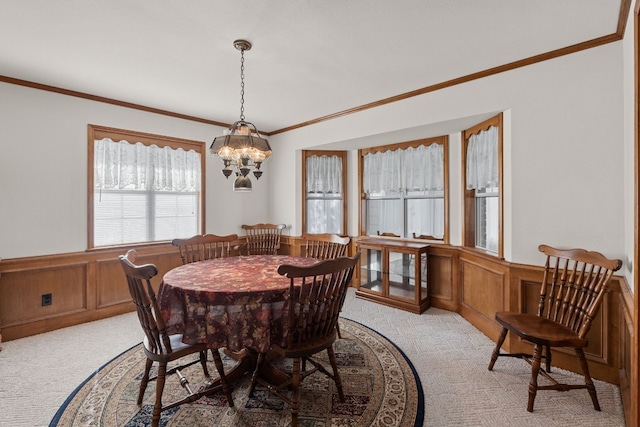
[{"left": 158, "top": 255, "right": 318, "bottom": 353}]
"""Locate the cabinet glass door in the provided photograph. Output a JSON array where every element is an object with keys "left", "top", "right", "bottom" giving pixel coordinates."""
[
  {"left": 388, "top": 250, "right": 417, "bottom": 301},
  {"left": 360, "top": 247, "right": 383, "bottom": 294}
]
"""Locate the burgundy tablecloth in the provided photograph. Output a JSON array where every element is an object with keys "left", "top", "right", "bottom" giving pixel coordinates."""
[{"left": 158, "top": 255, "right": 318, "bottom": 352}]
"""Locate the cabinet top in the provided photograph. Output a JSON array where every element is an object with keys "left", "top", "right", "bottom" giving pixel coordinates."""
[{"left": 355, "top": 237, "right": 429, "bottom": 251}]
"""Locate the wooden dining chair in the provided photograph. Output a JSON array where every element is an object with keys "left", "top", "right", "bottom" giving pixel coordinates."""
[
  {"left": 171, "top": 233, "right": 238, "bottom": 264},
  {"left": 488, "top": 244, "right": 622, "bottom": 412},
  {"left": 119, "top": 249, "right": 234, "bottom": 427},
  {"left": 302, "top": 233, "right": 351, "bottom": 338},
  {"left": 247, "top": 253, "right": 360, "bottom": 427},
  {"left": 241, "top": 223, "right": 286, "bottom": 255},
  {"left": 303, "top": 233, "right": 350, "bottom": 260}
]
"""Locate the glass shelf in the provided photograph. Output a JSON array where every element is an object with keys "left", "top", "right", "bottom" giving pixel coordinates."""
[{"left": 356, "top": 238, "right": 430, "bottom": 313}]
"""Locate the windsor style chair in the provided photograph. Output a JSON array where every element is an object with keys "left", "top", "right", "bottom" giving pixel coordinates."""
[
  {"left": 302, "top": 233, "right": 351, "bottom": 337},
  {"left": 302, "top": 233, "right": 350, "bottom": 259},
  {"left": 487, "top": 244, "right": 622, "bottom": 412},
  {"left": 171, "top": 233, "right": 238, "bottom": 264},
  {"left": 241, "top": 223, "right": 286, "bottom": 255},
  {"left": 119, "top": 249, "right": 234, "bottom": 427},
  {"left": 247, "top": 253, "right": 360, "bottom": 427}
]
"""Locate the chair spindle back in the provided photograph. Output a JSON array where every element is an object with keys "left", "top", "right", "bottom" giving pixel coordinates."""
[
  {"left": 303, "top": 233, "right": 350, "bottom": 260},
  {"left": 537, "top": 244, "right": 622, "bottom": 339},
  {"left": 172, "top": 233, "right": 238, "bottom": 264},
  {"left": 278, "top": 253, "right": 360, "bottom": 349},
  {"left": 242, "top": 223, "right": 286, "bottom": 255}
]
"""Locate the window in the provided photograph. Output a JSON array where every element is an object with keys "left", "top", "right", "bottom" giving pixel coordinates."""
[
  {"left": 463, "top": 114, "right": 503, "bottom": 256},
  {"left": 302, "top": 150, "right": 347, "bottom": 234},
  {"left": 359, "top": 137, "right": 448, "bottom": 240},
  {"left": 88, "top": 125, "right": 205, "bottom": 248}
]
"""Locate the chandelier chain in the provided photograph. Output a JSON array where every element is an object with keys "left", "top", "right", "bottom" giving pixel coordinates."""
[{"left": 239, "top": 47, "right": 245, "bottom": 121}]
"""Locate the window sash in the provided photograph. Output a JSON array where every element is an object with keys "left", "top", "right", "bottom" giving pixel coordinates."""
[
  {"left": 306, "top": 199, "right": 343, "bottom": 234},
  {"left": 89, "top": 126, "right": 204, "bottom": 248},
  {"left": 366, "top": 193, "right": 444, "bottom": 239},
  {"left": 462, "top": 113, "right": 502, "bottom": 257},
  {"left": 93, "top": 189, "right": 199, "bottom": 246},
  {"left": 475, "top": 194, "right": 499, "bottom": 253},
  {"left": 363, "top": 141, "right": 445, "bottom": 239},
  {"left": 303, "top": 152, "right": 346, "bottom": 234}
]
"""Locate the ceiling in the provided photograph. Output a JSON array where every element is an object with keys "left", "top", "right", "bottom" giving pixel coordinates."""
[{"left": 0, "top": 1, "right": 625, "bottom": 134}]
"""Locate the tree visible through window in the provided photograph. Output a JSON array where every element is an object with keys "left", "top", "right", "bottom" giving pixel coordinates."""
[{"left": 88, "top": 125, "right": 205, "bottom": 248}]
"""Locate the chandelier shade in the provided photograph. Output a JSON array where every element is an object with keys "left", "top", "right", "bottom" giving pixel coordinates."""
[
  {"left": 233, "top": 174, "right": 253, "bottom": 191},
  {"left": 210, "top": 39, "right": 271, "bottom": 191}
]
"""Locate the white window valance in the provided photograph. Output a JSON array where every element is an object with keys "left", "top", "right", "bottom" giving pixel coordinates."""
[
  {"left": 404, "top": 144, "right": 444, "bottom": 191},
  {"left": 466, "top": 126, "right": 498, "bottom": 190},
  {"left": 94, "top": 138, "right": 201, "bottom": 192},
  {"left": 363, "top": 143, "right": 444, "bottom": 194},
  {"left": 306, "top": 154, "right": 343, "bottom": 194}
]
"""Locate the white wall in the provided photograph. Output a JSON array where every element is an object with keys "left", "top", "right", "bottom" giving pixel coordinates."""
[
  {"left": 0, "top": 82, "right": 272, "bottom": 258},
  {"left": 0, "top": 40, "right": 628, "bottom": 268},
  {"left": 622, "top": 2, "right": 636, "bottom": 290},
  {"left": 269, "top": 41, "right": 626, "bottom": 266}
]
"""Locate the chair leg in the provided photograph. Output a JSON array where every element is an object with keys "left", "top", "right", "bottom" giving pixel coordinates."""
[
  {"left": 138, "top": 358, "right": 153, "bottom": 405},
  {"left": 211, "top": 349, "right": 234, "bottom": 407},
  {"left": 199, "top": 350, "right": 210, "bottom": 378},
  {"left": 527, "top": 344, "right": 543, "bottom": 412},
  {"left": 327, "top": 346, "right": 345, "bottom": 402},
  {"left": 336, "top": 321, "right": 343, "bottom": 339},
  {"left": 545, "top": 345, "right": 552, "bottom": 373},
  {"left": 291, "top": 357, "right": 301, "bottom": 427},
  {"left": 152, "top": 362, "right": 167, "bottom": 427},
  {"left": 488, "top": 327, "right": 508, "bottom": 371},
  {"left": 576, "top": 347, "right": 601, "bottom": 411}
]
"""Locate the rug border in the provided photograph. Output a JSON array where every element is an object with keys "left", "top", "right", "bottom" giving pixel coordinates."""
[
  {"left": 48, "top": 342, "right": 141, "bottom": 427},
  {"left": 341, "top": 317, "right": 425, "bottom": 427},
  {"left": 49, "top": 318, "right": 425, "bottom": 427}
]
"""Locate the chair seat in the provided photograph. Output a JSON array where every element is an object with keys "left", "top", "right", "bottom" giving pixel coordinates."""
[
  {"left": 271, "top": 332, "right": 337, "bottom": 359},
  {"left": 495, "top": 311, "right": 587, "bottom": 348},
  {"left": 143, "top": 334, "right": 204, "bottom": 358}
]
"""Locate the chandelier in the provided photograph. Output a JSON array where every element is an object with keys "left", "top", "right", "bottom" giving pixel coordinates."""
[{"left": 210, "top": 39, "right": 272, "bottom": 192}]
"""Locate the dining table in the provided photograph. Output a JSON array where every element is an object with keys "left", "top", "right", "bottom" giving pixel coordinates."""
[{"left": 157, "top": 254, "right": 321, "bottom": 386}]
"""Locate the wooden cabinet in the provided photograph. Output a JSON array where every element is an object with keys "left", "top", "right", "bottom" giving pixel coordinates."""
[{"left": 355, "top": 238, "right": 429, "bottom": 314}]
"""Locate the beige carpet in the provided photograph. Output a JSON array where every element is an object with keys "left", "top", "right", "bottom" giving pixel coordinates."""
[{"left": 0, "top": 288, "right": 626, "bottom": 426}]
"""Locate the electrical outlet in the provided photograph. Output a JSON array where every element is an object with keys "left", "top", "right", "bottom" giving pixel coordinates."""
[{"left": 41, "top": 293, "right": 52, "bottom": 306}]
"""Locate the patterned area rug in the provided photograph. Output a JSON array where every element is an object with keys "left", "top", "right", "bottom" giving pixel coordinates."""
[{"left": 50, "top": 318, "right": 423, "bottom": 427}]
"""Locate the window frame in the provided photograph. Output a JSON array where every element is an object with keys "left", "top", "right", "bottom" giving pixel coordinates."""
[
  {"left": 301, "top": 150, "right": 348, "bottom": 235},
  {"left": 87, "top": 124, "right": 206, "bottom": 249},
  {"left": 358, "top": 136, "right": 449, "bottom": 242},
  {"left": 462, "top": 113, "right": 503, "bottom": 258}
]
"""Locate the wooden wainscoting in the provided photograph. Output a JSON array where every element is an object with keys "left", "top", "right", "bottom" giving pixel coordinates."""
[
  {"left": 457, "top": 249, "right": 510, "bottom": 339},
  {"left": 0, "top": 239, "right": 631, "bottom": 392},
  {"left": 0, "top": 245, "right": 183, "bottom": 341},
  {"left": 456, "top": 247, "right": 624, "bottom": 385},
  {"left": 618, "top": 280, "right": 634, "bottom": 422}
]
